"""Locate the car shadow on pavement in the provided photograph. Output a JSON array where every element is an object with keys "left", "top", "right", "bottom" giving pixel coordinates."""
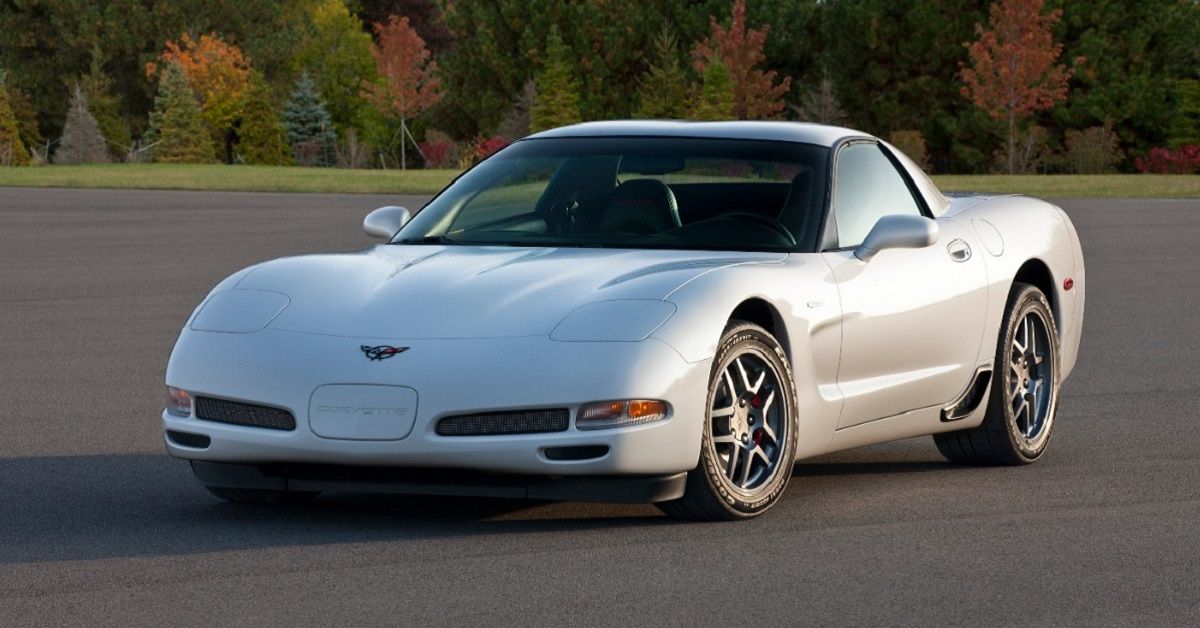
[
  {"left": 792, "top": 460, "right": 952, "bottom": 477},
  {"left": 1, "top": 449, "right": 955, "bottom": 565},
  {"left": 0, "top": 452, "right": 672, "bottom": 565}
]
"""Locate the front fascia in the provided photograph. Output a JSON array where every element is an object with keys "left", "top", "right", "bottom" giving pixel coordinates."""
[{"left": 164, "top": 328, "right": 708, "bottom": 475}]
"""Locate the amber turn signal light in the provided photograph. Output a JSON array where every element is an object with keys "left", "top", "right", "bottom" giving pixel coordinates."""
[
  {"left": 576, "top": 400, "right": 669, "bottom": 430},
  {"left": 166, "top": 386, "right": 193, "bottom": 418}
]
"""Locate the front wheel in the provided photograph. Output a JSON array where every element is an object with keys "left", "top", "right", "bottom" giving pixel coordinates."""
[
  {"left": 934, "top": 282, "right": 1061, "bottom": 465},
  {"left": 658, "top": 322, "right": 799, "bottom": 520}
]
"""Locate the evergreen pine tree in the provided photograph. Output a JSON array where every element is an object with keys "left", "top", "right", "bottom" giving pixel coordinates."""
[
  {"left": 81, "top": 49, "right": 132, "bottom": 161},
  {"left": 530, "top": 29, "right": 582, "bottom": 132},
  {"left": 6, "top": 83, "right": 42, "bottom": 157},
  {"left": 496, "top": 79, "right": 536, "bottom": 140},
  {"left": 634, "top": 29, "right": 690, "bottom": 119},
  {"left": 790, "top": 73, "right": 848, "bottom": 125},
  {"left": 691, "top": 0, "right": 790, "bottom": 120},
  {"left": 1168, "top": 79, "right": 1200, "bottom": 148},
  {"left": 237, "top": 74, "right": 292, "bottom": 165},
  {"left": 147, "top": 63, "right": 217, "bottom": 163},
  {"left": 281, "top": 72, "right": 336, "bottom": 167},
  {"left": 55, "top": 84, "right": 110, "bottom": 164},
  {"left": 691, "top": 61, "right": 735, "bottom": 121},
  {"left": 0, "top": 69, "right": 31, "bottom": 166}
]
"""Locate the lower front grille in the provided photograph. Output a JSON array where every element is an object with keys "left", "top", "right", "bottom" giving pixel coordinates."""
[
  {"left": 436, "top": 408, "right": 570, "bottom": 436},
  {"left": 195, "top": 396, "right": 296, "bottom": 431}
]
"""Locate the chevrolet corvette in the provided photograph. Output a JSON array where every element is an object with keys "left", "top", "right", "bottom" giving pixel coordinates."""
[{"left": 163, "top": 121, "right": 1085, "bottom": 520}]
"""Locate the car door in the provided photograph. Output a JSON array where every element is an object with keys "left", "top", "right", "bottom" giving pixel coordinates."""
[{"left": 822, "top": 142, "right": 988, "bottom": 429}]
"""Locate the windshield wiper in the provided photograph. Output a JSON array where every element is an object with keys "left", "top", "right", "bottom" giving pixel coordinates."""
[{"left": 391, "top": 235, "right": 456, "bottom": 245}]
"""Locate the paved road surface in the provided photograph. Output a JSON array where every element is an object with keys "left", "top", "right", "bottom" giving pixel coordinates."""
[{"left": 1, "top": 187, "right": 1198, "bottom": 625}]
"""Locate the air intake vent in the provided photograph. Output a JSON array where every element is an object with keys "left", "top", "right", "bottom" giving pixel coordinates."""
[
  {"left": 437, "top": 408, "right": 569, "bottom": 436},
  {"left": 195, "top": 396, "right": 296, "bottom": 431},
  {"left": 166, "top": 430, "right": 211, "bottom": 449}
]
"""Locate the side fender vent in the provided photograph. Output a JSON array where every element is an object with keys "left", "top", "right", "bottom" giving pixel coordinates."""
[{"left": 942, "top": 367, "right": 992, "bottom": 422}]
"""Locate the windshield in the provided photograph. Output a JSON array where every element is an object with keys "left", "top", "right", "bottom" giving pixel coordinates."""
[{"left": 395, "top": 137, "right": 830, "bottom": 252}]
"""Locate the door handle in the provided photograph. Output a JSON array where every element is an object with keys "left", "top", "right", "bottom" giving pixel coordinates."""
[{"left": 947, "top": 239, "right": 972, "bottom": 262}]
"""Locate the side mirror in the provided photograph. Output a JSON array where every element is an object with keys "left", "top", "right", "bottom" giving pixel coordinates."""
[
  {"left": 854, "top": 214, "right": 939, "bottom": 262},
  {"left": 363, "top": 206, "right": 412, "bottom": 239}
]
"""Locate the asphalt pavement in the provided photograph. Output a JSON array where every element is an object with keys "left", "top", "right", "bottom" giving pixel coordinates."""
[{"left": 1, "top": 187, "right": 1198, "bottom": 625}]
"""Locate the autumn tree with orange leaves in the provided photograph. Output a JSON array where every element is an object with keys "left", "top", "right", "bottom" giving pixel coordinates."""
[
  {"left": 147, "top": 33, "right": 253, "bottom": 162},
  {"left": 961, "top": 0, "right": 1078, "bottom": 174},
  {"left": 367, "top": 15, "right": 440, "bottom": 169},
  {"left": 692, "top": 0, "right": 790, "bottom": 120}
]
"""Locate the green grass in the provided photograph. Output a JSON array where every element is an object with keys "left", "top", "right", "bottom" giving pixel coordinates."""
[
  {"left": 0, "top": 164, "right": 1197, "bottom": 198},
  {"left": 0, "top": 164, "right": 460, "bottom": 195},
  {"left": 933, "top": 174, "right": 1200, "bottom": 199}
]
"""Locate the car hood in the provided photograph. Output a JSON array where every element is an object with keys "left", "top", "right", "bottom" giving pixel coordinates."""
[{"left": 230, "top": 245, "right": 785, "bottom": 339}]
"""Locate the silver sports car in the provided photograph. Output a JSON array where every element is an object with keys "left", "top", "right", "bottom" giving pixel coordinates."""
[{"left": 163, "top": 121, "right": 1084, "bottom": 520}]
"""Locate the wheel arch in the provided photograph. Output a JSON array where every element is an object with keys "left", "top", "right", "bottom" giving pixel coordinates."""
[
  {"left": 728, "top": 298, "right": 792, "bottom": 363},
  {"left": 1011, "top": 258, "right": 1060, "bottom": 327}
]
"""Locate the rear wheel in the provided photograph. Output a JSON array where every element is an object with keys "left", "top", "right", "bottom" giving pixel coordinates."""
[
  {"left": 658, "top": 322, "right": 798, "bottom": 520},
  {"left": 934, "top": 283, "right": 1060, "bottom": 465},
  {"left": 205, "top": 486, "right": 320, "bottom": 504}
]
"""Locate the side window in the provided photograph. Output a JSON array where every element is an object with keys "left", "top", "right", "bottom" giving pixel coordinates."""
[{"left": 832, "top": 143, "right": 923, "bottom": 248}]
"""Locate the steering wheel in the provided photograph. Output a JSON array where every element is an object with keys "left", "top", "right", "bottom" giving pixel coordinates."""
[{"left": 720, "top": 212, "right": 797, "bottom": 246}]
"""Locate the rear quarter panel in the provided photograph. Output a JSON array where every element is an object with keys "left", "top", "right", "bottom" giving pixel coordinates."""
[{"left": 952, "top": 196, "right": 1084, "bottom": 380}]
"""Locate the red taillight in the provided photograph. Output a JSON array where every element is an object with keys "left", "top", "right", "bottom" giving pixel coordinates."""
[{"left": 1063, "top": 278, "right": 1075, "bottom": 291}]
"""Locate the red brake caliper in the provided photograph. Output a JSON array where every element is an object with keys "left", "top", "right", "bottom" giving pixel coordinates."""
[{"left": 750, "top": 394, "right": 764, "bottom": 446}]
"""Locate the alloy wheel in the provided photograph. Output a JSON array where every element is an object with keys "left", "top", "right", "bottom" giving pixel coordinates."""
[
  {"left": 708, "top": 349, "right": 788, "bottom": 494},
  {"left": 1008, "top": 309, "right": 1055, "bottom": 449}
]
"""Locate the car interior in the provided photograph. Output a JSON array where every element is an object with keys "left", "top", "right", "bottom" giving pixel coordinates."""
[{"left": 448, "top": 154, "right": 822, "bottom": 251}]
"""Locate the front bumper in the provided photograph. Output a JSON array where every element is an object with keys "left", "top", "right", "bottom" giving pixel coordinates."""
[{"left": 164, "top": 329, "right": 709, "bottom": 476}]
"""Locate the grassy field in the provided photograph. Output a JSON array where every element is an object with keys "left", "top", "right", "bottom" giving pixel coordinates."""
[
  {"left": 0, "top": 164, "right": 460, "bottom": 195},
  {"left": 934, "top": 174, "right": 1200, "bottom": 199},
  {"left": 0, "top": 164, "right": 1197, "bottom": 198}
]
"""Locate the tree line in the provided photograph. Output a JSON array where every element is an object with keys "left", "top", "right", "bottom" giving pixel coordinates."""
[{"left": 0, "top": 0, "right": 1198, "bottom": 173}]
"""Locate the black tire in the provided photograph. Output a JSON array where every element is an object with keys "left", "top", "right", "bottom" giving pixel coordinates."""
[
  {"left": 205, "top": 486, "right": 320, "bottom": 504},
  {"left": 658, "top": 321, "right": 799, "bottom": 521},
  {"left": 934, "top": 282, "right": 1061, "bottom": 465}
]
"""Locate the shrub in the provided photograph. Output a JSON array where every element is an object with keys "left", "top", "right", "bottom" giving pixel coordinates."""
[
  {"left": 455, "top": 135, "right": 509, "bottom": 169},
  {"left": 888, "top": 130, "right": 930, "bottom": 170},
  {"left": 1135, "top": 145, "right": 1200, "bottom": 174},
  {"left": 1062, "top": 125, "right": 1123, "bottom": 173},
  {"left": 419, "top": 129, "right": 455, "bottom": 168},
  {"left": 474, "top": 135, "right": 509, "bottom": 160}
]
